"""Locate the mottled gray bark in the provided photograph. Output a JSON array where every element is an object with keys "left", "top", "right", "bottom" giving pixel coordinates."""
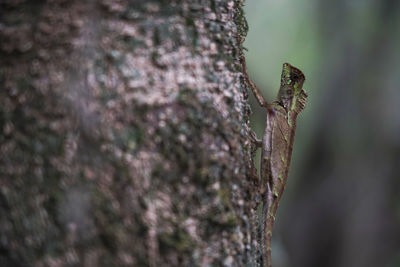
[{"left": 0, "top": 0, "right": 259, "bottom": 266}]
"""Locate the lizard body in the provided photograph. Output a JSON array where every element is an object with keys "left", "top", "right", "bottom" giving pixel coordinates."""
[{"left": 241, "top": 57, "right": 307, "bottom": 267}]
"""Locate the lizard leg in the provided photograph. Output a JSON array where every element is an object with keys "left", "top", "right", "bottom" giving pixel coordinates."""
[
  {"left": 240, "top": 55, "right": 268, "bottom": 108},
  {"left": 249, "top": 130, "right": 262, "bottom": 148},
  {"left": 248, "top": 130, "right": 262, "bottom": 202}
]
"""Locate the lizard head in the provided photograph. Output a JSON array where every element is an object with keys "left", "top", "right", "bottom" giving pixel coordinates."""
[{"left": 277, "top": 63, "right": 307, "bottom": 113}]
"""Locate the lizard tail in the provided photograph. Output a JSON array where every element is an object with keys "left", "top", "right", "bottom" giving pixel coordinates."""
[{"left": 262, "top": 190, "right": 279, "bottom": 267}]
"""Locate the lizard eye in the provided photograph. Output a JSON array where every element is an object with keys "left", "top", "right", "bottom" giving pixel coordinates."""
[{"left": 287, "top": 89, "right": 293, "bottom": 95}]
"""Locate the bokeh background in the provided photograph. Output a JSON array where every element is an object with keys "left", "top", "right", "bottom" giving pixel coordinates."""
[{"left": 244, "top": 0, "right": 400, "bottom": 266}]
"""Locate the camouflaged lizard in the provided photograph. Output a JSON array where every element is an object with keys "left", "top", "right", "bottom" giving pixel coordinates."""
[{"left": 241, "top": 56, "right": 307, "bottom": 267}]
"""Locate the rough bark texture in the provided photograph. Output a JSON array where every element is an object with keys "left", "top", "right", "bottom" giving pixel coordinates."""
[{"left": 0, "top": 0, "right": 259, "bottom": 266}]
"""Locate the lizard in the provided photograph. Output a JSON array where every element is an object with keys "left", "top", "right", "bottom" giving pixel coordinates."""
[{"left": 240, "top": 56, "right": 307, "bottom": 267}]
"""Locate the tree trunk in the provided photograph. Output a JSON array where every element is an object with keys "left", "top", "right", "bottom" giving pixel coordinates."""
[{"left": 0, "top": 0, "right": 259, "bottom": 266}]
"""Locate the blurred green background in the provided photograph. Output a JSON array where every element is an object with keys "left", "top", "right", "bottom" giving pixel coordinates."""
[{"left": 244, "top": 0, "right": 400, "bottom": 266}]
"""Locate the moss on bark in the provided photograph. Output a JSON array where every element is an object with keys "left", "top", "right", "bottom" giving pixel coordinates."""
[{"left": 0, "top": 0, "right": 258, "bottom": 266}]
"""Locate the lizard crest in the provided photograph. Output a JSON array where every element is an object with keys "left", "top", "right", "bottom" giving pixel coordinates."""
[{"left": 277, "top": 63, "right": 306, "bottom": 114}]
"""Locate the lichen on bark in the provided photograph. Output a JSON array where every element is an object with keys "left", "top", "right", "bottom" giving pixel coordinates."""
[{"left": 0, "top": 0, "right": 257, "bottom": 266}]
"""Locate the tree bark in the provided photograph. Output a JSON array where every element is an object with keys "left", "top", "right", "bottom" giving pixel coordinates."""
[{"left": 0, "top": 0, "right": 259, "bottom": 266}]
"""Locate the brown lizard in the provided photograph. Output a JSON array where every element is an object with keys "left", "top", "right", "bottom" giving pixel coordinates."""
[{"left": 241, "top": 56, "right": 307, "bottom": 267}]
